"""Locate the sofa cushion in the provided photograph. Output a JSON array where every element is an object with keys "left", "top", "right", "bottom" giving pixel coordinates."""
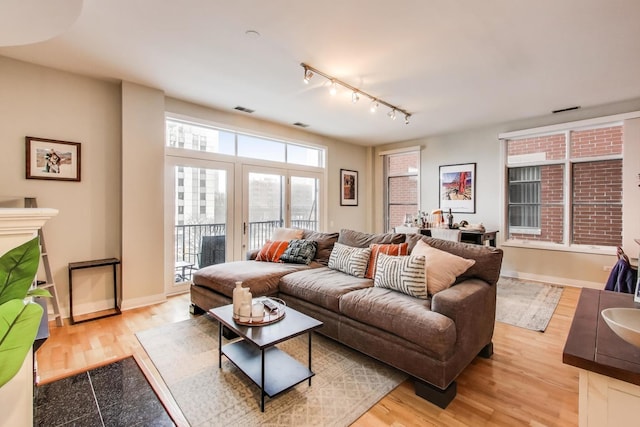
[
  {"left": 301, "top": 230, "right": 339, "bottom": 266},
  {"left": 255, "top": 240, "right": 289, "bottom": 262},
  {"left": 373, "top": 253, "right": 427, "bottom": 299},
  {"left": 328, "top": 242, "right": 371, "bottom": 278},
  {"left": 339, "top": 287, "right": 457, "bottom": 359},
  {"left": 192, "top": 260, "right": 312, "bottom": 298},
  {"left": 338, "top": 228, "right": 405, "bottom": 248},
  {"left": 365, "top": 242, "right": 409, "bottom": 279},
  {"left": 405, "top": 234, "right": 503, "bottom": 286},
  {"left": 271, "top": 227, "right": 304, "bottom": 241},
  {"left": 279, "top": 239, "right": 317, "bottom": 265},
  {"left": 411, "top": 240, "right": 475, "bottom": 294},
  {"left": 278, "top": 267, "right": 373, "bottom": 313}
]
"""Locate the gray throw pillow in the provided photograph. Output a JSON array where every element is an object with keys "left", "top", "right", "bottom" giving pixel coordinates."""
[{"left": 279, "top": 239, "right": 318, "bottom": 265}]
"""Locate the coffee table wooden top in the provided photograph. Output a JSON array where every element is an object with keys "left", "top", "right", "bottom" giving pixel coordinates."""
[
  {"left": 563, "top": 288, "right": 640, "bottom": 386},
  {"left": 209, "top": 303, "right": 323, "bottom": 349}
]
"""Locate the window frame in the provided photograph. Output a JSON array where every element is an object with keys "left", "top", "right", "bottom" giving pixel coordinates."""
[
  {"left": 501, "top": 121, "right": 625, "bottom": 254},
  {"left": 382, "top": 148, "right": 421, "bottom": 232}
]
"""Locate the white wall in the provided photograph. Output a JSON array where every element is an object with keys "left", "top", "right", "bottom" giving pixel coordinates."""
[
  {"left": 375, "top": 98, "right": 640, "bottom": 287},
  {"left": 0, "top": 56, "right": 121, "bottom": 318}
]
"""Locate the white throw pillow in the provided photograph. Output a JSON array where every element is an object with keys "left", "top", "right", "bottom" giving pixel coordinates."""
[
  {"left": 271, "top": 227, "right": 304, "bottom": 241},
  {"left": 328, "top": 242, "right": 371, "bottom": 278},
  {"left": 373, "top": 253, "right": 427, "bottom": 299},
  {"left": 411, "top": 240, "right": 476, "bottom": 294}
]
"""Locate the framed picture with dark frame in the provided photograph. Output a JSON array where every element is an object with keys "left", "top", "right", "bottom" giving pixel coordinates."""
[
  {"left": 439, "top": 162, "right": 476, "bottom": 213},
  {"left": 26, "top": 136, "right": 81, "bottom": 182},
  {"left": 340, "top": 169, "right": 358, "bottom": 206}
]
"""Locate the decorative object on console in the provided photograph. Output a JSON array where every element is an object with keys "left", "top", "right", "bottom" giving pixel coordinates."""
[
  {"left": 26, "top": 136, "right": 81, "bottom": 181},
  {"left": 300, "top": 63, "right": 411, "bottom": 125},
  {"left": 411, "top": 240, "right": 475, "bottom": 294},
  {"left": 439, "top": 162, "right": 476, "bottom": 213},
  {"left": 340, "top": 169, "right": 358, "bottom": 206}
]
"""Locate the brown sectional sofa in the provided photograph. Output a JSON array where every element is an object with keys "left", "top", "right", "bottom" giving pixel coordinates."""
[{"left": 190, "top": 228, "right": 503, "bottom": 408}]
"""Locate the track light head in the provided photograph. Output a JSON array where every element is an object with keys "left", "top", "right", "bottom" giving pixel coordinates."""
[
  {"left": 352, "top": 91, "right": 360, "bottom": 103},
  {"left": 404, "top": 114, "right": 411, "bottom": 125},
  {"left": 303, "top": 67, "right": 313, "bottom": 84},
  {"left": 329, "top": 80, "right": 337, "bottom": 96},
  {"left": 370, "top": 100, "right": 378, "bottom": 113},
  {"left": 388, "top": 109, "right": 397, "bottom": 120}
]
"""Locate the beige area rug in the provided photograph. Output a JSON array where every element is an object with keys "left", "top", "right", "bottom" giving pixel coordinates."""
[
  {"left": 496, "top": 277, "right": 564, "bottom": 332},
  {"left": 136, "top": 314, "right": 407, "bottom": 426}
]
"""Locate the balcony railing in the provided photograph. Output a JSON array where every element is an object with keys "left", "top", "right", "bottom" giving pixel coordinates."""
[{"left": 174, "top": 220, "right": 318, "bottom": 265}]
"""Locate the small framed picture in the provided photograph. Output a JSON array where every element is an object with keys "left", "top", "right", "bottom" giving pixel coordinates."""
[
  {"left": 340, "top": 169, "right": 358, "bottom": 206},
  {"left": 26, "top": 136, "right": 81, "bottom": 182}
]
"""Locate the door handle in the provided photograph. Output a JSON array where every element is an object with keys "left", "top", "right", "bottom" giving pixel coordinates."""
[{"left": 243, "top": 222, "right": 247, "bottom": 235}]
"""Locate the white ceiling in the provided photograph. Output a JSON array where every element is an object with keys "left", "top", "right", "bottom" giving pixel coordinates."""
[{"left": 1, "top": 0, "right": 640, "bottom": 145}]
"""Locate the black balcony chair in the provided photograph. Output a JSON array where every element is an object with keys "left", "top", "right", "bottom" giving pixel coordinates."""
[{"left": 198, "top": 235, "right": 226, "bottom": 269}]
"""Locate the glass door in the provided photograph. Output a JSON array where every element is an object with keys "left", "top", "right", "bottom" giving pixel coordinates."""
[
  {"left": 243, "top": 167, "right": 286, "bottom": 252},
  {"left": 165, "top": 157, "right": 233, "bottom": 294},
  {"left": 290, "top": 175, "right": 320, "bottom": 231}
]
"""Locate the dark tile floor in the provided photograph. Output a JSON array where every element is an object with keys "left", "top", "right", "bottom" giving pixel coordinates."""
[{"left": 34, "top": 357, "right": 174, "bottom": 427}]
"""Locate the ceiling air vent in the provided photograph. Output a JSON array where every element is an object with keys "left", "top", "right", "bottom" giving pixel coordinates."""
[
  {"left": 552, "top": 106, "right": 580, "bottom": 114},
  {"left": 293, "top": 122, "right": 309, "bottom": 128},
  {"left": 233, "top": 106, "right": 255, "bottom": 114}
]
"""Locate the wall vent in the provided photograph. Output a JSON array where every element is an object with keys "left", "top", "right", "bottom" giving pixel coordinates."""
[
  {"left": 293, "top": 122, "right": 309, "bottom": 128},
  {"left": 233, "top": 106, "right": 255, "bottom": 113}
]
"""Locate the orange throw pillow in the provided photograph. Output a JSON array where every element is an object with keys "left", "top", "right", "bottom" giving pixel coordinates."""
[
  {"left": 255, "top": 240, "right": 289, "bottom": 262},
  {"left": 365, "top": 243, "right": 409, "bottom": 279}
]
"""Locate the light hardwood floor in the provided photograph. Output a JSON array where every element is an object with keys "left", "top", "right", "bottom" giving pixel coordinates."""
[{"left": 36, "top": 286, "right": 581, "bottom": 426}]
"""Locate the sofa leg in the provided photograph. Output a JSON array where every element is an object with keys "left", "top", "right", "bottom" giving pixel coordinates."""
[
  {"left": 479, "top": 342, "right": 493, "bottom": 358},
  {"left": 189, "top": 303, "right": 205, "bottom": 315},
  {"left": 413, "top": 379, "right": 457, "bottom": 409}
]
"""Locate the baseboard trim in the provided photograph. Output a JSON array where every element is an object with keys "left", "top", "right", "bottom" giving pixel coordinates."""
[
  {"left": 500, "top": 270, "right": 603, "bottom": 289},
  {"left": 120, "top": 293, "right": 167, "bottom": 311}
]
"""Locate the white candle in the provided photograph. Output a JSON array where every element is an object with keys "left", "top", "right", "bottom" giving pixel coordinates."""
[{"left": 251, "top": 303, "right": 264, "bottom": 321}]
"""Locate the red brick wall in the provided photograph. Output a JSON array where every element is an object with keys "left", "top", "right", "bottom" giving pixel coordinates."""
[
  {"left": 571, "top": 126, "right": 623, "bottom": 157},
  {"left": 508, "top": 134, "right": 566, "bottom": 160},
  {"left": 572, "top": 159, "right": 622, "bottom": 246}
]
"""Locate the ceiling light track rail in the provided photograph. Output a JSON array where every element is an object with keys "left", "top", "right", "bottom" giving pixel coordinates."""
[{"left": 301, "top": 63, "right": 411, "bottom": 124}]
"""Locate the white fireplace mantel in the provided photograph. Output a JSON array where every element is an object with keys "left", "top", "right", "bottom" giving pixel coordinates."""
[{"left": 0, "top": 207, "right": 58, "bottom": 427}]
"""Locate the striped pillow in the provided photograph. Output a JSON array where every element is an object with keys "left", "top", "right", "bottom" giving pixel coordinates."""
[
  {"left": 365, "top": 243, "right": 409, "bottom": 279},
  {"left": 328, "top": 242, "right": 371, "bottom": 278},
  {"left": 373, "top": 253, "right": 427, "bottom": 299},
  {"left": 255, "top": 240, "right": 289, "bottom": 262}
]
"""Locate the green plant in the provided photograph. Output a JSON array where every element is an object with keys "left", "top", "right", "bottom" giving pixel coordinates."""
[{"left": 0, "top": 237, "right": 50, "bottom": 387}]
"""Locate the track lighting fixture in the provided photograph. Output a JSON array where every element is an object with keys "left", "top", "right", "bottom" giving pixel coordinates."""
[
  {"left": 303, "top": 66, "right": 313, "bottom": 84},
  {"left": 329, "top": 80, "right": 337, "bottom": 96},
  {"left": 300, "top": 62, "right": 411, "bottom": 124}
]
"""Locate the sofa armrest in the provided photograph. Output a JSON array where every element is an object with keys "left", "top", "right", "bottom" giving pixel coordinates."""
[{"left": 431, "top": 279, "right": 496, "bottom": 353}]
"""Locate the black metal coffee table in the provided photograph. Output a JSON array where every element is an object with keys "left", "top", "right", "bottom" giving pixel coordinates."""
[{"left": 209, "top": 303, "right": 323, "bottom": 412}]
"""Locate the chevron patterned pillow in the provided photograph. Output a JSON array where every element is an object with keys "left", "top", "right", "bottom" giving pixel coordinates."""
[
  {"left": 328, "top": 242, "right": 371, "bottom": 278},
  {"left": 373, "top": 253, "right": 427, "bottom": 299}
]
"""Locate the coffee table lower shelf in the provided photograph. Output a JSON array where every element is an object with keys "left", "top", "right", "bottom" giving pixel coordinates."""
[{"left": 221, "top": 340, "right": 314, "bottom": 411}]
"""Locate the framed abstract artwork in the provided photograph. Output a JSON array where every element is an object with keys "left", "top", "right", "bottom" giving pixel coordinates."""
[{"left": 439, "top": 163, "right": 475, "bottom": 213}]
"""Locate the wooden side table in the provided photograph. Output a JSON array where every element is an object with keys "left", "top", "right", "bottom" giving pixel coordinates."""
[{"left": 68, "top": 258, "right": 121, "bottom": 324}]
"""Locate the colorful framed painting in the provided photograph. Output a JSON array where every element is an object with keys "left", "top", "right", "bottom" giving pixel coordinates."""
[
  {"left": 439, "top": 163, "right": 476, "bottom": 213},
  {"left": 26, "top": 136, "right": 81, "bottom": 182},
  {"left": 340, "top": 169, "right": 358, "bottom": 206}
]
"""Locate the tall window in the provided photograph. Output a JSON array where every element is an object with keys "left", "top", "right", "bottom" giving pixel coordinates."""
[
  {"left": 385, "top": 151, "right": 420, "bottom": 231},
  {"left": 505, "top": 124, "right": 623, "bottom": 248}
]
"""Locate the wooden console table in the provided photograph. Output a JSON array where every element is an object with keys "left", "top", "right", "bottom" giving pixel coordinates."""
[
  {"left": 563, "top": 288, "right": 640, "bottom": 426},
  {"left": 420, "top": 229, "right": 498, "bottom": 247},
  {"left": 68, "top": 258, "right": 121, "bottom": 324}
]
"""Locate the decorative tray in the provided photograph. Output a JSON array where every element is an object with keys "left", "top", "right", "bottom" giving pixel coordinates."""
[{"left": 233, "top": 297, "right": 286, "bottom": 326}]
